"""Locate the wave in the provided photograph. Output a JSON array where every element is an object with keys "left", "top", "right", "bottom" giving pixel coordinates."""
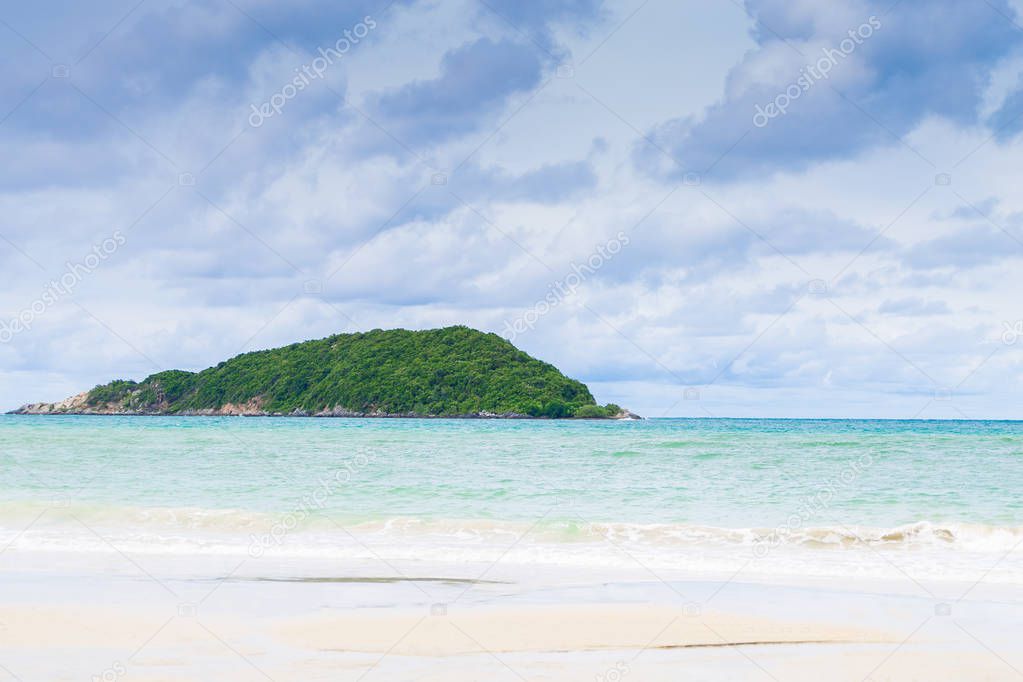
[
  {"left": 367, "top": 518, "right": 1023, "bottom": 553},
  {"left": 1, "top": 501, "right": 1020, "bottom": 553},
  {"left": 3, "top": 501, "right": 1022, "bottom": 584}
]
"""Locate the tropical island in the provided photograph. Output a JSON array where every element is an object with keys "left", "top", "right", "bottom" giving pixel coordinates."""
[{"left": 10, "top": 326, "right": 638, "bottom": 419}]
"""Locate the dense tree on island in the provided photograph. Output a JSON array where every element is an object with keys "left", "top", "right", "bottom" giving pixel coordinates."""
[{"left": 15, "top": 327, "right": 631, "bottom": 419}]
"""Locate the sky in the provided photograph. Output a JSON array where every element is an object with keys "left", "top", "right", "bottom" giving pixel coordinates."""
[{"left": 2, "top": 0, "right": 1023, "bottom": 418}]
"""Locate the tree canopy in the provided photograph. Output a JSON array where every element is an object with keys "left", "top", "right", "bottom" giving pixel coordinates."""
[{"left": 84, "top": 326, "right": 622, "bottom": 418}]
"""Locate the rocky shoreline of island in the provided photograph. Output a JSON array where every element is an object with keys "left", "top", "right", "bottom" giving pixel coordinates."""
[{"left": 8, "top": 391, "right": 642, "bottom": 420}]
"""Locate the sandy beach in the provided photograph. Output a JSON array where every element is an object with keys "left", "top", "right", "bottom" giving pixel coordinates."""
[{"left": 2, "top": 545, "right": 1021, "bottom": 681}]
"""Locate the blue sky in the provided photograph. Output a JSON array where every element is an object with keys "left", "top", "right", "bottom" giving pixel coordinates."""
[{"left": 3, "top": 0, "right": 1023, "bottom": 417}]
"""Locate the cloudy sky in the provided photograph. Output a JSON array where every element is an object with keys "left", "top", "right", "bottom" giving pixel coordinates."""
[{"left": 3, "top": 0, "right": 1023, "bottom": 418}]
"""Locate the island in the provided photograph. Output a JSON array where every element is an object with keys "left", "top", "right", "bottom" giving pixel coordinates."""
[{"left": 10, "top": 326, "right": 639, "bottom": 419}]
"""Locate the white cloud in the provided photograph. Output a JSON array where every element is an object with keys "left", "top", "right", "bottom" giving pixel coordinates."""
[{"left": 3, "top": 0, "right": 1023, "bottom": 418}]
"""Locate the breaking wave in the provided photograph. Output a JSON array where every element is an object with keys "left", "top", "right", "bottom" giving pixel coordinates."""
[{"left": 1, "top": 501, "right": 1020, "bottom": 553}]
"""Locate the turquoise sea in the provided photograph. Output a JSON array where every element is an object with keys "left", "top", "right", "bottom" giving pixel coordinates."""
[{"left": 2, "top": 416, "right": 1021, "bottom": 583}]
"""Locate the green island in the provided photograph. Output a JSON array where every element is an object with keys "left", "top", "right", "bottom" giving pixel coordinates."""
[{"left": 11, "top": 326, "right": 637, "bottom": 419}]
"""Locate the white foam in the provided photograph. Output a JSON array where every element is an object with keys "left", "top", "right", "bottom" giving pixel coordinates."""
[{"left": 2, "top": 503, "right": 1021, "bottom": 585}]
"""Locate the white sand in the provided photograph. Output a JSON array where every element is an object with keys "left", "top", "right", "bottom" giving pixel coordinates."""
[
  {"left": 276, "top": 603, "right": 888, "bottom": 654},
  {"left": 1, "top": 551, "right": 1022, "bottom": 680}
]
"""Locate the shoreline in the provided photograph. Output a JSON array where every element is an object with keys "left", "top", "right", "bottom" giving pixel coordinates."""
[
  {"left": 3, "top": 500, "right": 1020, "bottom": 587},
  {"left": 5, "top": 409, "right": 641, "bottom": 419},
  {"left": 7, "top": 392, "right": 641, "bottom": 419}
]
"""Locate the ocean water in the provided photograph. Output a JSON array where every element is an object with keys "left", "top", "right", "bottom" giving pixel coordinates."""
[{"left": 2, "top": 415, "right": 1021, "bottom": 584}]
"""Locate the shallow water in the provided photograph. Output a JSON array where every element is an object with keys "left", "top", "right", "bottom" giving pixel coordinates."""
[{"left": 2, "top": 415, "right": 1021, "bottom": 583}]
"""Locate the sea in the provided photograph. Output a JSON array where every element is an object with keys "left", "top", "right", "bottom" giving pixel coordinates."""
[{"left": 2, "top": 415, "right": 1021, "bottom": 586}]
